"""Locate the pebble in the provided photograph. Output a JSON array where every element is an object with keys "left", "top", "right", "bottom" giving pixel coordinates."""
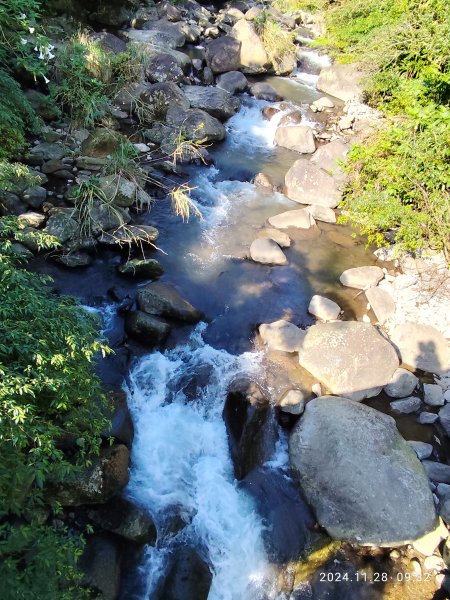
[
  {"left": 418, "top": 412, "right": 439, "bottom": 424},
  {"left": 390, "top": 396, "right": 421, "bottom": 414},
  {"left": 407, "top": 440, "right": 433, "bottom": 460}
]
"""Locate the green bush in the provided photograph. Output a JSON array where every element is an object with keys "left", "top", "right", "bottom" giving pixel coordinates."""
[
  {"left": 0, "top": 217, "right": 111, "bottom": 597},
  {"left": 322, "top": 0, "right": 450, "bottom": 258}
]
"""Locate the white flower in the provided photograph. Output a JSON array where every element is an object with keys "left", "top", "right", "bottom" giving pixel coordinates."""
[
  {"left": 34, "top": 46, "right": 38, "bottom": 51},
  {"left": 38, "top": 51, "right": 44, "bottom": 60},
  {"left": 43, "top": 75, "right": 50, "bottom": 84},
  {"left": 28, "top": 26, "right": 35, "bottom": 34},
  {"left": 20, "top": 38, "right": 28, "bottom": 45},
  {"left": 48, "top": 44, "right": 55, "bottom": 51},
  {"left": 20, "top": 13, "right": 27, "bottom": 19},
  {"left": 48, "top": 51, "right": 55, "bottom": 60}
]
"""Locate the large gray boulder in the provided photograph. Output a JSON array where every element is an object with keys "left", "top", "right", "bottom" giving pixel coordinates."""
[
  {"left": 298, "top": 321, "right": 399, "bottom": 401},
  {"left": 145, "top": 52, "right": 184, "bottom": 83},
  {"left": 389, "top": 323, "right": 448, "bottom": 375},
  {"left": 43, "top": 211, "right": 78, "bottom": 243},
  {"left": 125, "top": 311, "right": 171, "bottom": 346},
  {"left": 166, "top": 107, "right": 226, "bottom": 142},
  {"left": 384, "top": 368, "right": 418, "bottom": 398},
  {"left": 249, "top": 238, "right": 287, "bottom": 265},
  {"left": 181, "top": 85, "right": 240, "bottom": 121},
  {"left": 231, "top": 19, "right": 269, "bottom": 74},
  {"left": 285, "top": 159, "right": 341, "bottom": 208},
  {"left": 317, "top": 64, "right": 364, "bottom": 102},
  {"left": 259, "top": 319, "right": 305, "bottom": 353},
  {"left": 137, "top": 282, "right": 203, "bottom": 323},
  {"left": 274, "top": 126, "right": 316, "bottom": 154},
  {"left": 339, "top": 265, "right": 384, "bottom": 290},
  {"left": 205, "top": 36, "right": 241, "bottom": 73},
  {"left": 289, "top": 397, "right": 437, "bottom": 545},
  {"left": 310, "top": 139, "right": 348, "bottom": 179},
  {"left": 138, "top": 82, "right": 189, "bottom": 123}
]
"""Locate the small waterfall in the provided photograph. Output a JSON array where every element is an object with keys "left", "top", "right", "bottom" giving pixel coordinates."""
[{"left": 125, "top": 324, "right": 280, "bottom": 599}]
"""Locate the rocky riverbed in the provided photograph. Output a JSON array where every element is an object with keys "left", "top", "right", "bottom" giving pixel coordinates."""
[{"left": 3, "top": 0, "right": 450, "bottom": 598}]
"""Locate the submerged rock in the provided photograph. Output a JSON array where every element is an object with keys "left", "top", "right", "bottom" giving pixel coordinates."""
[
  {"left": 259, "top": 319, "right": 305, "bottom": 353},
  {"left": 268, "top": 207, "right": 316, "bottom": 230},
  {"left": 298, "top": 321, "right": 399, "bottom": 401},
  {"left": 241, "top": 467, "right": 315, "bottom": 562},
  {"left": 250, "top": 82, "right": 282, "bottom": 102},
  {"left": 289, "top": 396, "right": 437, "bottom": 545},
  {"left": 249, "top": 237, "right": 287, "bottom": 265},
  {"left": 137, "top": 282, "right": 203, "bottom": 323}
]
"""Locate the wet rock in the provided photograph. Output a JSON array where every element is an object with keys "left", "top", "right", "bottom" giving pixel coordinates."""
[
  {"left": 306, "top": 204, "right": 336, "bottom": 223},
  {"left": 389, "top": 323, "right": 448, "bottom": 375},
  {"left": 268, "top": 207, "right": 316, "bottom": 229},
  {"left": 278, "top": 111, "right": 303, "bottom": 126},
  {"left": 139, "top": 82, "right": 190, "bottom": 123},
  {"left": 274, "top": 125, "right": 316, "bottom": 153},
  {"left": 137, "top": 282, "right": 203, "bottom": 323},
  {"left": 259, "top": 320, "right": 305, "bottom": 353},
  {"left": 285, "top": 159, "right": 341, "bottom": 207},
  {"left": 423, "top": 461, "right": 450, "bottom": 484},
  {"left": 250, "top": 82, "right": 282, "bottom": 101},
  {"left": 278, "top": 389, "right": 306, "bottom": 415},
  {"left": 241, "top": 467, "right": 315, "bottom": 562},
  {"left": 232, "top": 19, "right": 269, "bottom": 73},
  {"left": 166, "top": 107, "right": 226, "bottom": 142},
  {"left": 49, "top": 444, "right": 129, "bottom": 506},
  {"left": 317, "top": 63, "right": 364, "bottom": 102},
  {"left": 419, "top": 412, "right": 439, "bottom": 425},
  {"left": 249, "top": 238, "right": 287, "bottom": 265},
  {"left": 384, "top": 368, "right": 418, "bottom": 398},
  {"left": 22, "top": 185, "right": 47, "bottom": 208},
  {"left": 253, "top": 172, "right": 275, "bottom": 190},
  {"left": 289, "top": 396, "right": 437, "bottom": 545},
  {"left": 365, "top": 286, "right": 395, "bottom": 324},
  {"left": 97, "top": 174, "right": 137, "bottom": 207},
  {"left": 424, "top": 384, "right": 445, "bottom": 407},
  {"left": 181, "top": 85, "right": 240, "bottom": 120},
  {"left": 223, "top": 383, "right": 277, "bottom": 479},
  {"left": 262, "top": 106, "right": 280, "bottom": 120},
  {"left": 28, "top": 142, "right": 68, "bottom": 161},
  {"left": 159, "top": 544, "right": 212, "bottom": 600},
  {"left": 118, "top": 258, "right": 164, "bottom": 279},
  {"left": 408, "top": 441, "right": 433, "bottom": 460},
  {"left": 104, "top": 390, "right": 134, "bottom": 448},
  {"left": 88, "top": 495, "right": 156, "bottom": 544},
  {"left": 205, "top": 35, "right": 241, "bottom": 73},
  {"left": 298, "top": 321, "right": 399, "bottom": 401},
  {"left": 308, "top": 295, "right": 341, "bottom": 321},
  {"left": 311, "top": 139, "right": 348, "bottom": 179},
  {"left": 80, "top": 533, "right": 122, "bottom": 600},
  {"left": 146, "top": 52, "right": 184, "bottom": 83},
  {"left": 256, "top": 228, "right": 291, "bottom": 248},
  {"left": 98, "top": 224, "right": 159, "bottom": 247},
  {"left": 43, "top": 211, "right": 78, "bottom": 243},
  {"left": 57, "top": 251, "right": 92, "bottom": 268},
  {"left": 216, "top": 70, "right": 248, "bottom": 94},
  {"left": 390, "top": 396, "right": 421, "bottom": 414},
  {"left": 339, "top": 266, "right": 384, "bottom": 290},
  {"left": 125, "top": 310, "right": 171, "bottom": 346}
]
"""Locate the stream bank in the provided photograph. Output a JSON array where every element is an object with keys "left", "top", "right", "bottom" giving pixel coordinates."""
[{"left": 3, "top": 0, "right": 450, "bottom": 598}]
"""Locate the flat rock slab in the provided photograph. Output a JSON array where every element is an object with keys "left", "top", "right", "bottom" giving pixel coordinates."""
[
  {"left": 340, "top": 266, "right": 384, "bottom": 290},
  {"left": 289, "top": 396, "right": 437, "bottom": 546},
  {"left": 317, "top": 64, "right": 364, "bottom": 102},
  {"left": 384, "top": 368, "right": 418, "bottom": 398},
  {"left": 268, "top": 208, "right": 315, "bottom": 230},
  {"left": 389, "top": 323, "right": 449, "bottom": 375},
  {"left": 298, "top": 321, "right": 399, "bottom": 401},
  {"left": 274, "top": 126, "right": 316, "bottom": 154},
  {"left": 365, "top": 286, "right": 395, "bottom": 324},
  {"left": 259, "top": 320, "right": 305, "bottom": 353},
  {"left": 249, "top": 238, "right": 287, "bottom": 265},
  {"left": 308, "top": 295, "right": 341, "bottom": 321},
  {"left": 256, "top": 228, "right": 291, "bottom": 248},
  {"left": 285, "top": 159, "right": 341, "bottom": 208},
  {"left": 390, "top": 396, "right": 421, "bottom": 414},
  {"left": 181, "top": 85, "right": 240, "bottom": 121}
]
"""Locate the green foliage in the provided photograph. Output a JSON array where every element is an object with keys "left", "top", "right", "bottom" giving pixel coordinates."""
[
  {"left": 255, "top": 12, "right": 297, "bottom": 71},
  {"left": 0, "top": 217, "right": 111, "bottom": 596},
  {"left": 323, "top": 0, "right": 450, "bottom": 257}
]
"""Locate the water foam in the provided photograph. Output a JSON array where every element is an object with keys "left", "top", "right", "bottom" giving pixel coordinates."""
[{"left": 125, "top": 325, "right": 278, "bottom": 599}]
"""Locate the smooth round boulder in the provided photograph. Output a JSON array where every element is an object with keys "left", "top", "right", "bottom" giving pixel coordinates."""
[
  {"left": 285, "top": 159, "right": 341, "bottom": 208},
  {"left": 306, "top": 205, "right": 336, "bottom": 223},
  {"left": 256, "top": 228, "right": 291, "bottom": 248},
  {"left": 259, "top": 319, "right": 305, "bottom": 353},
  {"left": 216, "top": 71, "right": 248, "bottom": 94},
  {"left": 274, "top": 125, "right": 316, "bottom": 154},
  {"left": 308, "top": 295, "right": 341, "bottom": 321},
  {"left": 339, "top": 266, "right": 384, "bottom": 290},
  {"left": 249, "top": 238, "right": 287, "bottom": 265},
  {"left": 289, "top": 396, "right": 437, "bottom": 546},
  {"left": 268, "top": 208, "right": 315, "bottom": 230},
  {"left": 298, "top": 321, "right": 399, "bottom": 401},
  {"left": 384, "top": 368, "right": 418, "bottom": 398}
]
